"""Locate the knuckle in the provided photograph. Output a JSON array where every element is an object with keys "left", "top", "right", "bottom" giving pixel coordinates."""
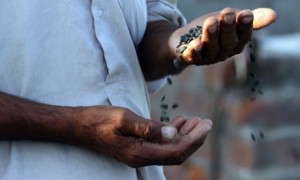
[
  {"left": 143, "top": 121, "right": 156, "bottom": 139},
  {"left": 114, "top": 107, "right": 132, "bottom": 125}
]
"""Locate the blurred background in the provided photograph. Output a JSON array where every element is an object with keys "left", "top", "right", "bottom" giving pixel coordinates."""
[{"left": 150, "top": 0, "right": 300, "bottom": 180}]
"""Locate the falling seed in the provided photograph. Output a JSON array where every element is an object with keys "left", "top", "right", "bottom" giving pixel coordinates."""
[
  {"left": 167, "top": 77, "right": 172, "bottom": 85},
  {"left": 160, "top": 116, "right": 170, "bottom": 122},
  {"left": 249, "top": 72, "right": 256, "bottom": 78},
  {"left": 160, "top": 116, "right": 164, "bottom": 122},
  {"left": 251, "top": 133, "right": 256, "bottom": 142},
  {"left": 258, "top": 90, "right": 264, "bottom": 95},
  {"left": 161, "top": 96, "right": 166, "bottom": 102},
  {"left": 172, "top": 103, "right": 179, "bottom": 109},
  {"left": 250, "top": 53, "right": 256, "bottom": 63},
  {"left": 160, "top": 103, "right": 168, "bottom": 109},
  {"left": 251, "top": 87, "right": 256, "bottom": 92},
  {"left": 259, "top": 131, "right": 265, "bottom": 139}
]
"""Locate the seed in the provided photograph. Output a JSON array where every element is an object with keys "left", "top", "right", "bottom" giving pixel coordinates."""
[
  {"left": 167, "top": 77, "right": 173, "bottom": 85},
  {"left": 160, "top": 116, "right": 170, "bottom": 122},
  {"left": 258, "top": 90, "right": 264, "bottom": 95},
  {"left": 160, "top": 103, "right": 168, "bottom": 109},
  {"left": 259, "top": 131, "right": 265, "bottom": 139},
  {"left": 251, "top": 133, "right": 256, "bottom": 141},
  {"left": 161, "top": 96, "right": 166, "bottom": 102},
  {"left": 172, "top": 104, "right": 179, "bottom": 109},
  {"left": 249, "top": 72, "right": 256, "bottom": 78},
  {"left": 251, "top": 87, "right": 256, "bottom": 92},
  {"left": 250, "top": 53, "right": 256, "bottom": 63}
]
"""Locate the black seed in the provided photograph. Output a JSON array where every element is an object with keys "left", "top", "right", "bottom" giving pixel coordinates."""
[
  {"left": 249, "top": 43, "right": 253, "bottom": 48},
  {"left": 161, "top": 96, "right": 166, "bottom": 102},
  {"left": 173, "top": 59, "right": 181, "bottom": 69},
  {"left": 176, "top": 45, "right": 187, "bottom": 54},
  {"left": 167, "top": 77, "right": 172, "bottom": 85},
  {"left": 258, "top": 90, "right": 264, "bottom": 95},
  {"left": 160, "top": 116, "right": 163, "bottom": 121},
  {"left": 250, "top": 53, "right": 256, "bottom": 63},
  {"left": 172, "top": 104, "right": 179, "bottom": 109},
  {"left": 251, "top": 87, "right": 256, "bottom": 92},
  {"left": 160, "top": 103, "right": 168, "bottom": 109},
  {"left": 259, "top": 131, "right": 265, "bottom": 139},
  {"left": 249, "top": 72, "right": 256, "bottom": 78},
  {"left": 251, "top": 133, "right": 256, "bottom": 141},
  {"left": 161, "top": 116, "right": 170, "bottom": 122}
]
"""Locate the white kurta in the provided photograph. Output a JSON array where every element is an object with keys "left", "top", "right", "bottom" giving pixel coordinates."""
[{"left": 0, "top": 0, "right": 185, "bottom": 179}]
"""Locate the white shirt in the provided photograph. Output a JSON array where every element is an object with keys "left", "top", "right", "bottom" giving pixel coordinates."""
[{"left": 0, "top": 0, "right": 185, "bottom": 179}]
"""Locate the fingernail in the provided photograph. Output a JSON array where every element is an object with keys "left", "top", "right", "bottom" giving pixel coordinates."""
[
  {"left": 224, "top": 14, "right": 235, "bottom": 24},
  {"left": 204, "top": 119, "right": 213, "bottom": 127},
  {"left": 209, "top": 24, "right": 217, "bottom": 33},
  {"left": 201, "top": 124, "right": 212, "bottom": 133},
  {"left": 242, "top": 16, "right": 253, "bottom": 24},
  {"left": 161, "top": 126, "right": 177, "bottom": 140}
]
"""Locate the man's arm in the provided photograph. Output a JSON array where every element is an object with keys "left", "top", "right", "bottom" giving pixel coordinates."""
[
  {"left": 0, "top": 92, "right": 75, "bottom": 141},
  {"left": 137, "top": 8, "right": 276, "bottom": 81},
  {"left": 0, "top": 91, "right": 212, "bottom": 167}
]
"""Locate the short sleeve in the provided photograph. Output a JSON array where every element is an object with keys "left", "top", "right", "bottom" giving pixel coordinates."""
[
  {"left": 145, "top": 0, "right": 186, "bottom": 93},
  {"left": 146, "top": 0, "right": 186, "bottom": 26}
]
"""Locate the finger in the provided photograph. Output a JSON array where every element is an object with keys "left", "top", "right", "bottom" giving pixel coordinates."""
[
  {"left": 189, "top": 119, "right": 213, "bottom": 139},
  {"left": 121, "top": 115, "right": 177, "bottom": 142},
  {"left": 170, "top": 115, "right": 188, "bottom": 130},
  {"left": 120, "top": 119, "right": 213, "bottom": 167},
  {"left": 234, "top": 10, "right": 253, "bottom": 54},
  {"left": 178, "top": 117, "right": 202, "bottom": 135},
  {"left": 252, "top": 8, "right": 277, "bottom": 30},
  {"left": 218, "top": 8, "right": 239, "bottom": 61},
  {"left": 181, "top": 38, "right": 203, "bottom": 64},
  {"left": 185, "top": 119, "right": 212, "bottom": 150},
  {"left": 201, "top": 17, "right": 219, "bottom": 64}
]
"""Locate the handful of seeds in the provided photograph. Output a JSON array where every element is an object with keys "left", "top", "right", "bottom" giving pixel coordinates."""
[{"left": 174, "top": 25, "right": 203, "bottom": 68}]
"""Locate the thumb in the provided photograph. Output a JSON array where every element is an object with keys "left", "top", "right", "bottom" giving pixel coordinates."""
[
  {"left": 122, "top": 116, "right": 179, "bottom": 142},
  {"left": 252, "top": 8, "right": 277, "bottom": 30}
]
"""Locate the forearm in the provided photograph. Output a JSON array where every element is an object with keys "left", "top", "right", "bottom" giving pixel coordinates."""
[
  {"left": 0, "top": 92, "right": 76, "bottom": 142},
  {"left": 137, "top": 20, "right": 186, "bottom": 81}
]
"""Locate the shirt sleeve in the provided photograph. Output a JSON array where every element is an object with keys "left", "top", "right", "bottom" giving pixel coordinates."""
[
  {"left": 145, "top": 0, "right": 186, "bottom": 93},
  {"left": 146, "top": 0, "right": 186, "bottom": 26}
]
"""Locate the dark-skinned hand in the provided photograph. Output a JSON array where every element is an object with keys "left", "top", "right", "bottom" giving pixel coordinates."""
[
  {"left": 168, "top": 8, "right": 277, "bottom": 65},
  {"left": 73, "top": 106, "right": 212, "bottom": 168}
]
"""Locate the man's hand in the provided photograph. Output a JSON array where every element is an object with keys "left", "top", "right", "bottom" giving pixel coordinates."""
[
  {"left": 73, "top": 106, "right": 212, "bottom": 167},
  {"left": 138, "top": 8, "right": 276, "bottom": 80},
  {"left": 0, "top": 92, "right": 212, "bottom": 168},
  {"left": 169, "top": 8, "right": 277, "bottom": 65}
]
